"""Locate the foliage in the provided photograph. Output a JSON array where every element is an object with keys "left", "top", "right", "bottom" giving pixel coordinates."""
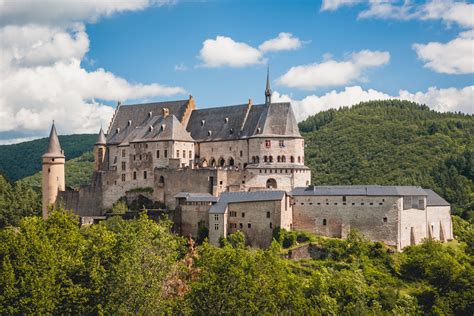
[
  {"left": 0, "top": 174, "right": 40, "bottom": 228},
  {"left": 273, "top": 227, "right": 315, "bottom": 248},
  {"left": 0, "top": 210, "right": 187, "bottom": 314},
  {"left": 111, "top": 200, "right": 128, "bottom": 214},
  {"left": 0, "top": 134, "right": 96, "bottom": 182},
  {"left": 300, "top": 100, "right": 474, "bottom": 220},
  {"left": 18, "top": 151, "right": 94, "bottom": 189},
  {"left": 126, "top": 187, "right": 154, "bottom": 194}
]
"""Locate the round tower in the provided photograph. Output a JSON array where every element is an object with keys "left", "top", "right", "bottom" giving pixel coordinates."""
[
  {"left": 42, "top": 122, "right": 65, "bottom": 219},
  {"left": 94, "top": 127, "right": 107, "bottom": 170}
]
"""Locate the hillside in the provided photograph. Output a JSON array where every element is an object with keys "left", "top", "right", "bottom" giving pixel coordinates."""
[
  {"left": 300, "top": 100, "right": 473, "bottom": 219},
  {"left": 0, "top": 134, "right": 96, "bottom": 182},
  {"left": 19, "top": 151, "right": 95, "bottom": 189}
]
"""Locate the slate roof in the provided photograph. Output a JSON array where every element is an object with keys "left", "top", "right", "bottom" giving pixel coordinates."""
[
  {"left": 95, "top": 128, "right": 106, "bottom": 145},
  {"left": 425, "top": 189, "right": 450, "bottom": 206},
  {"left": 292, "top": 185, "right": 428, "bottom": 196},
  {"left": 118, "top": 115, "right": 194, "bottom": 144},
  {"left": 175, "top": 192, "right": 218, "bottom": 202},
  {"left": 43, "top": 123, "right": 64, "bottom": 158},
  {"left": 107, "top": 100, "right": 190, "bottom": 144},
  {"left": 187, "top": 102, "right": 301, "bottom": 142},
  {"left": 209, "top": 190, "right": 286, "bottom": 214}
]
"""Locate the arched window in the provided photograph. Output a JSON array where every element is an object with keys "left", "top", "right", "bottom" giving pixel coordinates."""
[
  {"left": 210, "top": 158, "right": 216, "bottom": 167},
  {"left": 323, "top": 219, "right": 327, "bottom": 226},
  {"left": 201, "top": 158, "right": 208, "bottom": 167},
  {"left": 264, "top": 156, "right": 268, "bottom": 163},
  {"left": 282, "top": 155, "right": 286, "bottom": 162},
  {"left": 290, "top": 156, "right": 295, "bottom": 163},
  {"left": 159, "top": 176, "right": 165, "bottom": 184},
  {"left": 219, "top": 157, "right": 225, "bottom": 167},
  {"left": 255, "top": 156, "right": 260, "bottom": 163},
  {"left": 228, "top": 157, "right": 235, "bottom": 166},
  {"left": 277, "top": 156, "right": 281, "bottom": 162},
  {"left": 252, "top": 156, "right": 256, "bottom": 163},
  {"left": 266, "top": 178, "right": 277, "bottom": 189},
  {"left": 269, "top": 156, "right": 273, "bottom": 163}
]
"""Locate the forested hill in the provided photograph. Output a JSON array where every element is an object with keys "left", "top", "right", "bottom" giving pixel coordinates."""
[
  {"left": 0, "top": 134, "right": 96, "bottom": 182},
  {"left": 300, "top": 99, "right": 473, "bottom": 219}
]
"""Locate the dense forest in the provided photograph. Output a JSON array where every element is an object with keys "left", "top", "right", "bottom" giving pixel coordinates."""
[
  {"left": 0, "top": 134, "right": 96, "bottom": 182},
  {"left": 0, "top": 210, "right": 472, "bottom": 315},
  {"left": 300, "top": 100, "right": 473, "bottom": 220},
  {"left": 0, "top": 100, "right": 473, "bottom": 314}
]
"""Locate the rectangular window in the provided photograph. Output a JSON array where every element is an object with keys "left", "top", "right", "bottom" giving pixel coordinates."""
[
  {"left": 239, "top": 223, "right": 243, "bottom": 229},
  {"left": 176, "top": 150, "right": 180, "bottom": 158},
  {"left": 230, "top": 211, "right": 237, "bottom": 217},
  {"left": 403, "top": 196, "right": 411, "bottom": 210},
  {"left": 265, "top": 140, "right": 271, "bottom": 148},
  {"left": 143, "top": 171, "right": 147, "bottom": 179},
  {"left": 279, "top": 140, "right": 284, "bottom": 147},
  {"left": 122, "top": 149, "right": 125, "bottom": 157},
  {"left": 266, "top": 211, "right": 270, "bottom": 218},
  {"left": 157, "top": 150, "right": 160, "bottom": 158},
  {"left": 133, "top": 171, "right": 136, "bottom": 180},
  {"left": 247, "top": 223, "right": 251, "bottom": 228},
  {"left": 270, "top": 222, "right": 273, "bottom": 229},
  {"left": 121, "top": 174, "right": 125, "bottom": 182},
  {"left": 214, "top": 214, "right": 219, "bottom": 221},
  {"left": 240, "top": 150, "right": 243, "bottom": 157},
  {"left": 189, "top": 150, "right": 192, "bottom": 159},
  {"left": 241, "top": 212, "right": 245, "bottom": 218},
  {"left": 383, "top": 217, "right": 388, "bottom": 223},
  {"left": 183, "top": 150, "right": 186, "bottom": 158},
  {"left": 121, "top": 161, "right": 126, "bottom": 170},
  {"left": 214, "top": 223, "right": 219, "bottom": 230},
  {"left": 133, "top": 155, "right": 136, "bottom": 161},
  {"left": 164, "top": 150, "right": 168, "bottom": 158}
]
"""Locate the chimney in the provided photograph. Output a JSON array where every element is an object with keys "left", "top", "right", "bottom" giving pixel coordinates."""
[{"left": 162, "top": 107, "right": 169, "bottom": 118}]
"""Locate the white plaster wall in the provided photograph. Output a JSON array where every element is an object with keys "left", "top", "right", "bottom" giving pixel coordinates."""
[{"left": 427, "top": 206, "right": 453, "bottom": 241}]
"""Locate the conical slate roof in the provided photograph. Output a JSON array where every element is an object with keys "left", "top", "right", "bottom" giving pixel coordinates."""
[
  {"left": 95, "top": 127, "right": 106, "bottom": 145},
  {"left": 43, "top": 122, "right": 64, "bottom": 158}
]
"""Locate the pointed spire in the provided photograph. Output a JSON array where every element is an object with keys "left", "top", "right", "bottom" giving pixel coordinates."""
[
  {"left": 265, "top": 65, "right": 272, "bottom": 105},
  {"left": 44, "top": 121, "right": 63, "bottom": 156},
  {"left": 95, "top": 127, "right": 107, "bottom": 145}
]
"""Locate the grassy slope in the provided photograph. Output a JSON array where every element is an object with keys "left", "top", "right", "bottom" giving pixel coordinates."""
[{"left": 0, "top": 134, "right": 96, "bottom": 182}]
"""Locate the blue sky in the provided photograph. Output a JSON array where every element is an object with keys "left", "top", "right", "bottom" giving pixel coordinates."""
[{"left": 0, "top": 0, "right": 472, "bottom": 143}]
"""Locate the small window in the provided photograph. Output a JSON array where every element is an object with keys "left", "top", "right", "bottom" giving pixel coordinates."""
[
  {"left": 266, "top": 211, "right": 270, "bottom": 218},
  {"left": 189, "top": 151, "right": 192, "bottom": 159},
  {"left": 133, "top": 155, "right": 136, "bottom": 161},
  {"left": 176, "top": 150, "right": 180, "bottom": 158},
  {"left": 122, "top": 149, "right": 126, "bottom": 157},
  {"left": 157, "top": 150, "right": 160, "bottom": 158},
  {"left": 379, "top": 202, "right": 383, "bottom": 205},
  {"left": 383, "top": 217, "right": 388, "bottom": 223},
  {"left": 269, "top": 222, "right": 273, "bottom": 229},
  {"left": 279, "top": 140, "right": 284, "bottom": 147},
  {"left": 133, "top": 171, "right": 136, "bottom": 180},
  {"left": 121, "top": 161, "right": 126, "bottom": 171},
  {"left": 248, "top": 223, "right": 252, "bottom": 228},
  {"left": 164, "top": 150, "right": 168, "bottom": 158},
  {"left": 323, "top": 219, "right": 327, "bottom": 226},
  {"left": 361, "top": 202, "right": 365, "bottom": 205},
  {"left": 242, "top": 212, "right": 245, "bottom": 218},
  {"left": 219, "top": 181, "right": 223, "bottom": 185},
  {"left": 334, "top": 203, "right": 337, "bottom": 205},
  {"left": 240, "top": 150, "right": 243, "bottom": 157},
  {"left": 214, "top": 223, "right": 219, "bottom": 230},
  {"left": 342, "top": 196, "right": 346, "bottom": 202},
  {"left": 239, "top": 223, "right": 243, "bottom": 229},
  {"left": 214, "top": 214, "right": 219, "bottom": 221},
  {"left": 48, "top": 168, "right": 51, "bottom": 173},
  {"left": 143, "top": 171, "right": 147, "bottom": 179},
  {"left": 370, "top": 202, "right": 374, "bottom": 205},
  {"left": 352, "top": 202, "right": 355, "bottom": 205},
  {"left": 121, "top": 174, "right": 126, "bottom": 182},
  {"left": 265, "top": 140, "right": 271, "bottom": 148}
]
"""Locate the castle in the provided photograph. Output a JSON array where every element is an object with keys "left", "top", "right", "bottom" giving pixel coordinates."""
[{"left": 42, "top": 74, "right": 453, "bottom": 251}]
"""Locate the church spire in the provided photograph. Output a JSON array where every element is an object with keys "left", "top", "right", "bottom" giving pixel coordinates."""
[
  {"left": 265, "top": 65, "right": 272, "bottom": 105},
  {"left": 95, "top": 127, "right": 106, "bottom": 145}
]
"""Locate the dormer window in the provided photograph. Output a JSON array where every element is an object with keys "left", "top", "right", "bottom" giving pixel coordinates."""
[
  {"left": 160, "top": 124, "right": 166, "bottom": 131},
  {"left": 229, "top": 128, "right": 234, "bottom": 135},
  {"left": 116, "top": 128, "right": 120, "bottom": 134},
  {"left": 257, "top": 127, "right": 261, "bottom": 133},
  {"left": 201, "top": 120, "right": 205, "bottom": 127},
  {"left": 148, "top": 126, "right": 153, "bottom": 132},
  {"left": 128, "top": 120, "right": 132, "bottom": 126},
  {"left": 208, "top": 130, "right": 212, "bottom": 136},
  {"left": 148, "top": 111, "right": 153, "bottom": 117},
  {"left": 224, "top": 117, "right": 229, "bottom": 124}
]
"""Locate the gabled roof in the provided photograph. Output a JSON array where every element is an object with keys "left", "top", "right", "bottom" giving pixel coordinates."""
[
  {"left": 117, "top": 114, "right": 194, "bottom": 144},
  {"left": 210, "top": 190, "right": 286, "bottom": 214},
  {"left": 107, "top": 100, "right": 190, "bottom": 144},
  {"left": 43, "top": 123, "right": 64, "bottom": 158},
  {"left": 292, "top": 185, "right": 427, "bottom": 196},
  {"left": 425, "top": 189, "right": 450, "bottom": 206}
]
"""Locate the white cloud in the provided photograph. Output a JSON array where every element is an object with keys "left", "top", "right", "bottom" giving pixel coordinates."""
[
  {"left": 273, "top": 85, "right": 474, "bottom": 121},
  {"left": 198, "top": 36, "right": 264, "bottom": 68},
  {"left": 413, "top": 31, "right": 474, "bottom": 74},
  {"left": 0, "top": 1, "right": 185, "bottom": 143},
  {"left": 322, "top": 0, "right": 474, "bottom": 29},
  {"left": 321, "top": 0, "right": 363, "bottom": 11},
  {"left": 258, "top": 32, "right": 304, "bottom": 52},
  {"left": 277, "top": 50, "right": 390, "bottom": 90},
  {"left": 0, "top": 0, "right": 176, "bottom": 27},
  {"left": 174, "top": 63, "right": 188, "bottom": 71}
]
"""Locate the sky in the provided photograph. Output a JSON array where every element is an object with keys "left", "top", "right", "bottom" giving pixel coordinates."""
[{"left": 0, "top": 0, "right": 473, "bottom": 144}]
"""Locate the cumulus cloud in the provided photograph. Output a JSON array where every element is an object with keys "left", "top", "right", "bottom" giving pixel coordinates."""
[
  {"left": 273, "top": 85, "right": 474, "bottom": 121},
  {"left": 0, "top": 0, "right": 185, "bottom": 144},
  {"left": 276, "top": 50, "right": 390, "bottom": 90},
  {"left": 413, "top": 31, "right": 474, "bottom": 74},
  {"left": 198, "top": 32, "right": 306, "bottom": 68},
  {"left": 198, "top": 36, "right": 265, "bottom": 68},
  {"left": 322, "top": 0, "right": 474, "bottom": 28},
  {"left": 258, "top": 32, "right": 305, "bottom": 52}
]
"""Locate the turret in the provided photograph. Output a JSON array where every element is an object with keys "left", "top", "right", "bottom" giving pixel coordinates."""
[
  {"left": 94, "top": 127, "right": 107, "bottom": 171},
  {"left": 42, "top": 122, "right": 65, "bottom": 219}
]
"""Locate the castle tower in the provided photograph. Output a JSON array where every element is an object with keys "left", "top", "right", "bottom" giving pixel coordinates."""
[
  {"left": 265, "top": 66, "right": 272, "bottom": 105},
  {"left": 94, "top": 127, "right": 107, "bottom": 171},
  {"left": 42, "top": 122, "right": 65, "bottom": 219}
]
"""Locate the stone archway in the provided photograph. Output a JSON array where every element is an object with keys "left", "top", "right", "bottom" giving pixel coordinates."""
[
  {"left": 218, "top": 157, "right": 225, "bottom": 167},
  {"left": 228, "top": 157, "right": 235, "bottom": 166},
  {"left": 266, "top": 178, "right": 277, "bottom": 189},
  {"left": 210, "top": 157, "right": 216, "bottom": 167}
]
